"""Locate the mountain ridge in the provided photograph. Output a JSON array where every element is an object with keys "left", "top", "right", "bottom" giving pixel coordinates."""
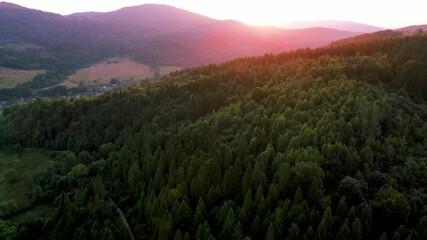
[
  {"left": 0, "top": 2, "right": 360, "bottom": 69},
  {"left": 282, "top": 20, "right": 384, "bottom": 33},
  {"left": 330, "top": 24, "right": 427, "bottom": 46}
]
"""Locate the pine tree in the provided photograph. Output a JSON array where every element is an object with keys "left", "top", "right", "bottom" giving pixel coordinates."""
[
  {"left": 196, "top": 221, "right": 213, "bottom": 240},
  {"left": 183, "top": 232, "right": 191, "bottom": 240},
  {"left": 32, "top": 185, "right": 44, "bottom": 202},
  {"left": 392, "top": 229, "right": 401, "bottom": 240},
  {"left": 308, "top": 179, "right": 321, "bottom": 205},
  {"left": 174, "top": 230, "right": 183, "bottom": 240},
  {"left": 219, "top": 208, "right": 236, "bottom": 239},
  {"left": 287, "top": 223, "right": 300, "bottom": 240},
  {"left": 193, "top": 198, "right": 207, "bottom": 226},
  {"left": 351, "top": 218, "right": 363, "bottom": 240},
  {"left": 232, "top": 222, "right": 244, "bottom": 240},
  {"left": 127, "top": 161, "right": 141, "bottom": 194},
  {"left": 266, "top": 222, "right": 275, "bottom": 240},
  {"left": 251, "top": 216, "right": 262, "bottom": 239},
  {"left": 302, "top": 226, "right": 314, "bottom": 240},
  {"left": 293, "top": 187, "right": 303, "bottom": 204},
  {"left": 380, "top": 232, "right": 388, "bottom": 240},
  {"left": 337, "top": 219, "right": 351, "bottom": 240},
  {"left": 318, "top": 207, "right": 333, "bottom": 240}
]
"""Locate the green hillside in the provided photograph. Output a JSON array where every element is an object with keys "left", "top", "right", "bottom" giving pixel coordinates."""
[
  {"left": 1, "top": 36, "right": 427, "bottom": 239},
  {"left": 0, "top": 151, "right": 57, "bottom": 240}
]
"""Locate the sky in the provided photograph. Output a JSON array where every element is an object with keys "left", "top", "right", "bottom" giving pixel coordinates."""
[{"left": 5, "top": 0, "right": 427, "bottom": 28}]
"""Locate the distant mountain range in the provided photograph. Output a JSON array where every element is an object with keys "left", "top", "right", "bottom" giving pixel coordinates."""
[
  {"left": 330, "top": 25, "right": 427, "bottom": 47},
  {"left": 398, "top": 24, "right": 427, "bottom": 33},
  {"left": 282, "top": 20, "right": 385, "bottom": 33},
  {"left": 0, "top": 2, "right": 360, "bottom": 68},
  {"left": 0, "top": 2, "right": 426, "bottom": 71}
]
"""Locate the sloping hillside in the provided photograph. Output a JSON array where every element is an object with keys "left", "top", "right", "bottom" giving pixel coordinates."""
[
  {"left": 1, "top": 35, "right": 427, "bottom": 239},
  {"left": 0, "top": 2, "right": 363, "bottom": 99},
  {"left": 0, "top": 3, "right": 359, "bottom": 69},
  {"left": 330, "top": 24, "right": 427, "bottom": 47}
]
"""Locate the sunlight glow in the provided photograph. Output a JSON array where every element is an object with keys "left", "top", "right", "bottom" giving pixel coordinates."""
[{"left": 5, "top": 0, "right": 427, "bottom": 28}]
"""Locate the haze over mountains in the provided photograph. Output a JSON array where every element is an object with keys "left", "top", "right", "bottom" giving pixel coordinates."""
[
  {"left": 2, "top": 1, "right": 425, "bottom": 71},
  {"left": 282, "top": 20, "right": 384, "bottom": 33},
  {"left": 0, "top": 2, "right": 360, "bottom": 68},
  {"left": 330, "top": 24, "right": 427, "bottom": 47},
  {"left": 0, "top": 1, "right": 426, "bottom": 100}
]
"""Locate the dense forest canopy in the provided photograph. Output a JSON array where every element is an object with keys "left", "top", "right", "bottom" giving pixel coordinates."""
[{"left": 1, "top": 35, "right": 427, "bottom": 239}]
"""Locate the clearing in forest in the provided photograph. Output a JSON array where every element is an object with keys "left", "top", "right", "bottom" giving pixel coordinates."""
[
  {"left": 0, "top": 151, "right": 55, "bottom": 206},
  {"left": 60, "top": 58, "right": 154, "bottom": 88},
  {"left": 0, "top": 68, "right": 45, "bottom": 89}
]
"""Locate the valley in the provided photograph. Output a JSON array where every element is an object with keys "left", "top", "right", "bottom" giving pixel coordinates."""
[
  {"left": 0, "top": 1, "right": 427, "bottom": 240},
  {"left": 0, "top": 2, "right": 361, "bottom": 101}
]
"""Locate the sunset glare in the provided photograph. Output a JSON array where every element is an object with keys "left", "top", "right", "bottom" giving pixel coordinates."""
[{"left": 5, "top": 0, "right": 427, "bottom": 29}]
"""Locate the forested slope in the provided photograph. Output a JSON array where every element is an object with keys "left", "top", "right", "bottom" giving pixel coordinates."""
[{"left": 1, "top": 36, "right": 427, "bottom": 239}]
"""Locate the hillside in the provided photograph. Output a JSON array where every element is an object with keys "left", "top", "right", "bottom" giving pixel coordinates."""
[
  {"left": 1, "top": 35, "right": 427, "bottom": 239},
  {"left": 0, "top": 3, "right": 359, "bottom": 68},
  {"left": 398, "top": 24, "right": 427, "bottom": 34},
  {"left": 330, "top": 24, "right": 427, "bottom": 47},
  {"left": 0, "top": 2, "right": 362, "bottom": 99}
]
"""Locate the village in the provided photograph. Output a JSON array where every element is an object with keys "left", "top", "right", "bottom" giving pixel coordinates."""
[{"left": 0, "top": 84, "right": 121, "bottom": 110}]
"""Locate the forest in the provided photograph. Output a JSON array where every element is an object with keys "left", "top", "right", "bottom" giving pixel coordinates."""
[{"left": 1, "top": 35, "right": 427, "bottom": 239}]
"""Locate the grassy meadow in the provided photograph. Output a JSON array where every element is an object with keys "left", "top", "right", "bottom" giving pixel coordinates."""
[
  {"left": 0, "top": 68, "right": 45, "bottom": 89},
  {"left": 0, "top": 151, "right": 55, "bottom": 207}
]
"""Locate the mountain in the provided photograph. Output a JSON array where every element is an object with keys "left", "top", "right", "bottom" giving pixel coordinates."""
[
  {"left": 0, "top": 3, "right": 362, "bottom": 98},
  {"left": 0, "top": 3, "right": 359, "bottom": 69},
  {"left": 93, "top": 4, "right": 217, "bottom": 33},
  {"left": 68, "top": 11, "right": 103, "bottom": 18},
  {"left": 282, "top": 20, "right": 384, "bottom": 33},
  {"left": 329, "top": 24, "right": 427, "bottom": 47},
  {"left": 68, "top": 4, "right": 360, "bottom": 66},
  {"left": 2, "top": 34, "right": 427, "bottom": 239},
  {"left": 398, "top": 24, "right": 427, "bottom": 34},
  {"left": 329, "top": 30, "right": 404, "bottom": 46},
  {"left": 0, "top": 1, "right": 26, "bottom": 10}
]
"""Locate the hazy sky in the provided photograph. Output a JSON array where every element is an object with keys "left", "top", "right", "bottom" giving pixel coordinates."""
[{"left": 6, "top": 0, "right": 427, "bottom": 28}]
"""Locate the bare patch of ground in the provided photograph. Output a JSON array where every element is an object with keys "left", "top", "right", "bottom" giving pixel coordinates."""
[
  {"left": 0, "top": 68, "right": 45, "bottom": 89},
  {"left": 60, "top": 58, "right": 154, "bottom": 88}
]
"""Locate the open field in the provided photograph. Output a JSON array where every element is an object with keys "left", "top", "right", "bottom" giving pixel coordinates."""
[
  {"left": 0, "top": 68, "right": 45, "bottom": 89},
  {"left": 159, "top": 66, "right": 181, "bottom": 75},
  {"left": 0, "top": 151, "right": 55, "bottom": 206},
  {"left": 60, "top": 57, "right": 154, "bottom": 88}
]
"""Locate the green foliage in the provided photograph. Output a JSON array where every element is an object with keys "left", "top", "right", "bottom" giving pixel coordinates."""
[
  {"left": 0, "top": 220, "right": 17, "bottom": 240},
  {"left": 1, "top": 34, "right": 427, "bottom": 239},
  {"left": 5, "top": 168, "right": 19, "bottom": 183},
  {"left": 67, "top": 163, "right": 89, "bottom": 185},
  {"left": 31, "top": 185, "right": 43, "bottom": 202},
  {"left": 373, "top": 187, "right": 411, "bottom": 229}
]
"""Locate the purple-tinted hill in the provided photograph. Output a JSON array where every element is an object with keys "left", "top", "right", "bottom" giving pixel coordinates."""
[
  {"left": 1, "top": 3, "right": 360, "bottom": 67},
  {"left": 282, "top": 20, "right": 384, "bottom": 33}
]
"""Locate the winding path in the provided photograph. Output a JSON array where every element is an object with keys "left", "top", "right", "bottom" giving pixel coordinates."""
[{"left": 109, "top": 197, "right": 136, "bottom": 240}]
